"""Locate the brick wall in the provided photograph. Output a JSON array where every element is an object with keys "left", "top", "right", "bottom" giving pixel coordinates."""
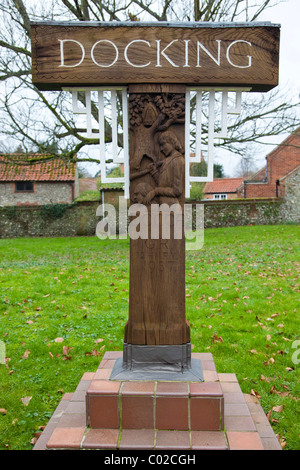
[
  {"left": 267, "top": 134, "right": 300, "bottom": 183},
  {"left": 242, "top": 130, "right": 300, "bottom": 198},
  {"left": 243, "top": 182, "right": 276, "bottom": 198}
]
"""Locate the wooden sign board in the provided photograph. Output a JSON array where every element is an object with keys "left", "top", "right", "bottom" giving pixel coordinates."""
[{"left": 31, "top": 21, "right": 280, "bottom": 91}]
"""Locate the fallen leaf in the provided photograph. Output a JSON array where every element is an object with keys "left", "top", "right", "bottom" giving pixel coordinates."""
[
  {"left": 250, "top": 389, "right": 261, "bottom": 400},
  {"left": 260, "top": 375, "right": 274, "bottom": 383},
  {"left": 62, "top": 346, "right": 73, "bottom": 356},
  {"left": 249, "top": 349, "right": 258, "bottom": 354},
  {"left": 273, "top": 405, "right": 284, "bottom": 413},
  {"left": 0, "top": 408, "right": 7, "bottom": 415},
  {"left": 54, "top": 337, "right": 64, "bottom": 343},
  {"left": 94, "top": 338, "right": 104, "bottom": 344},
  {"left": 280, "top": 439, "right": 287, "bottom": 450},
  {"left": 92, "top": 349, "right": 101, "bottom": 356},
  {"left": 264, "top": 357, "right": 275, "bottom": 366},
  {"left": 271, "top": 418, "right": 280, "bottom": 423},
  {"left": 269, "top": 385, "right": 290, "bottom": 398},
  {"left": 211, "top": 333, "right": 223, "bottom": 343},
  {"left": 21, "top": 350, "right": 31, "bottom": 360}
]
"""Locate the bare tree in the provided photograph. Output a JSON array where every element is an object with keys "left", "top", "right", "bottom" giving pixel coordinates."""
[
  {"left": 0, "top": 0, "right": 298, "bottom": 169},
  {"left": 233, "top": 154, "right": 260, "bottom": 178}
]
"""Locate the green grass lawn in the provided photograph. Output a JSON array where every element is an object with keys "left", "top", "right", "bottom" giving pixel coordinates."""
[{"left": 0, "top": 225, "right": 299, "bottom": 450}]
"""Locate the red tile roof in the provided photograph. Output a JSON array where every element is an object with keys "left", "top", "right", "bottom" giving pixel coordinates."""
[
  {"left": 0, "top": 155, "right": 76, "bottom": 182},
  {"left": 203, "top": 178, "right": 244, "bottom": 194}
]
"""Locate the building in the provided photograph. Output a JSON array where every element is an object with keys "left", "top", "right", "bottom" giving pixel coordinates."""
[
  {"left": 203, "top": 177, "right": 244, "bottom": 200},
  {"left": 237, "top": 128, "right": 300, "bottom": 198},
  {"left": 0, "top": 155, "right": 78, "bottom": 206},
  {"left": 78, "top": 177, "right": 100, "bottom": 194}
]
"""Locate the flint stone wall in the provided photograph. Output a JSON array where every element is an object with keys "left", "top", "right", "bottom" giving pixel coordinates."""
[{"left": 0, "top": 195, "right": 298, "bottom": 239}]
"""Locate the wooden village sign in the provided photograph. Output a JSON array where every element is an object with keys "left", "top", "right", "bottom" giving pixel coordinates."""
[{"left": 31, "top": 22, "right": 280, "bottom": 379}]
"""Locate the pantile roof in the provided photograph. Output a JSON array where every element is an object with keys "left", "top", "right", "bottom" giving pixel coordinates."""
[
  {"left": 0, "top": 155, "right": 76, "bottom": 182},
  {"left": 203, "top": 177, "right": 244, "bottom": 194}
]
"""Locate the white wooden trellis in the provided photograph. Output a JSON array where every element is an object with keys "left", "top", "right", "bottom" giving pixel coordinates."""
[
  {"left": 65, "top": 87, "right": 130, "bottom": 199},
  {"left": 66, "top": 87, "right": 247, "bottom": 200},
  {"left": 185, "top": 87, "right": 249, "bottom": 198}
]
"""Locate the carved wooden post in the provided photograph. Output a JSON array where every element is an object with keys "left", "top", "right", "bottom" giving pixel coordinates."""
[{"left": 122, "top": 85, "right": 191, "bottom": 371}]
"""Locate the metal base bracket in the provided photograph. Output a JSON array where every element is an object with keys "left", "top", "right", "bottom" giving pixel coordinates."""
[{"left": 110, "top": 343, "right": 204, "bottom": 382}]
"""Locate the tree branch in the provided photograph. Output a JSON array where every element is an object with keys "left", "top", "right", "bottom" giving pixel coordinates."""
[
  {"left": 12, "top": 0, "right": 31, "bottom": 36},
  {"left": 0, "top": 39, "right": 31, "bottom": 58},
  {"left": 0, "top": 69, "right": 31, "bottom": 80},
  {"left": 132, "top": 0, "right": 164, "bottom": 20}
]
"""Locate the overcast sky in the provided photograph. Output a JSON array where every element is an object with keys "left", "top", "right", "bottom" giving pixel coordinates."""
[
  {"left": 260, "top": 0, "right": 300, "bottom": 94},
  {"left": 211, "top": 0, "right": 300, "bottom": 177}
]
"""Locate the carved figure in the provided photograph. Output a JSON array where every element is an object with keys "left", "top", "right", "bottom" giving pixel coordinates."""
[
  {"left": 144, "top": 130, "right": 185, "bottom": 206},
  {"left": 129, "top": 93, "right": 185, "bottom": 171},
  {"left": 132, "top": 182, "right": 155, "bottom": 204}
]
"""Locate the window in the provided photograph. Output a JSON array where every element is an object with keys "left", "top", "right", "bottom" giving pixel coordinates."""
[
  {"left": 213, "top": 194, "right": 227, "bottom": 200},
  {"left": 15, "top": 182, "right": 34, "bottom": 192}
]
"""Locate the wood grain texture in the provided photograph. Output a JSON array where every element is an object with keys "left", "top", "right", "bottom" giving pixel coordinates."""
[
  {"left": 124, "top": 87, "right": 190, "bottom": 345},
  {"left": 31, "top": 23, "right": 279, "bottom": 91}
]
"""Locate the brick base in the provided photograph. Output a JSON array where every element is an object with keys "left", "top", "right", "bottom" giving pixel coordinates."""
[{"left": 33, "top": 351, "right": 281, "bottom": 451}]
